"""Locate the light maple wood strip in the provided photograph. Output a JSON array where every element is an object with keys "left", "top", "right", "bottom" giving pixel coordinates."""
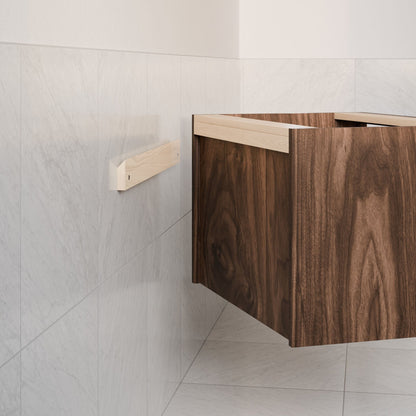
[
  {"left": 195, "top": 121, "right": 289, "bottom": 153},
  {"left": 197, "top": 114, "right": 311, "bottom": 134},
  {"left": 335, "top": 112, "right": 416, "bottom": 126},
  {"left": 116, "top": 140, "right": 180, "bottom": 191}
]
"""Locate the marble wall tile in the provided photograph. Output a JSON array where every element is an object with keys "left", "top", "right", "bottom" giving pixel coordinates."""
[
  {"left": 147, "top": 218, "right": 185, "bottom": 415},
  {"left": 242, "top": 59, "right": 355, "bottom": 113},
  {"left": 346, "top": 347, "right": 416, "bottom": 395},
  {"left": 165, "top": 384, "right": 343, "bottom": 416},
  {"left": 184, "top": 340, "right": 346, "bottom": 391},
  {"left": 206, "top": 58, "right": 241, "bottom": 114},
  {"left": 0, "top": 355, "right": 20, "bottom": 416},
  {"left": 0, "top": 44, "right": 20, "bottom": 366},
  {"left": 98, "top": 51, "right": 155, "bottom": 281},
  {"left": 180, "top": 56, "right": 206, "bottom": 215},
  {"left": 20, "top": 46, "right": 99, "bottom": 345},
  {"left": 99, "top": 247, "right": 149, "bottom": 416},
  {"left": 344, "top": 392, "right": 416, "bottom": 416},
  {"left": 21, "top": 291, "right": 97, "bottom": 416},
  {"left": 147, "top": 54, "right": 182, "bottom": 238},
  {"left": 356, "top": 60, "right": 416, "bottom": 116}
]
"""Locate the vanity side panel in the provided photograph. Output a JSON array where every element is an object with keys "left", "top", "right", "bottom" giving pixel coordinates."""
[
  {"left": 266, "top": 150, "right": 292, "bottom": 338},
  {"left": 193, "top": 133, "right": 291, "bottom": 338},
  {"left": 291, "top": 126, "right": 416, "bottom": 347}
]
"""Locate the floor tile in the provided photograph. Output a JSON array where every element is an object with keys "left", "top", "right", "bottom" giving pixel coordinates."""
[
  {"left": 346, "top": 347, "right": 416, "bottom": 395},
  {"left": 349, "top": 337, "right": 416, "bottom": 350},
  {"left": 164, "top": 383, "right": 343, "bottom": 416},
  {"left": 184, "top": 340, "right": 346, "bottom": 391},
  {"left": 344, "top": 392, "right": 416, "bottom": 416},
  {"left": 208, "top": 303, "right": 288, "bottom": 344}
]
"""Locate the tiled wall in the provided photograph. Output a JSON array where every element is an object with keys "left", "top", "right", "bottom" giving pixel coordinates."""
[
  {"left": 241, "top": 59, "right": 356, "bottom": 113},
  {"left": 0, "top": 42, "right": 239, "bottom": 415},
  {"left": 1, "top": 43, "right": 416, "bottom": 416}
]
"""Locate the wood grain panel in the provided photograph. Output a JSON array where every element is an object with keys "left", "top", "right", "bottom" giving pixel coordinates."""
[
  {"left": 335, "top": 112, "right": 416, "bottom": 126},
  {"left": 193, "top": 134, "right": 292, "bottom": 335},
  {"left": 234, "top": 113, "right": 365, "bottom": 128},
  {"left": 237, "top": 112, "right": 337, "bottom": 128},
  {"left": 265, "top": 150, "right": 292, "bottom": 337},
  {"left": 291, "top": 126, "right": 416, "bottom": 346}
]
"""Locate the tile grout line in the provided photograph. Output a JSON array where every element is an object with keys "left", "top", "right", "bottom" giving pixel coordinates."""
[
  {"left": 177, "top": 381, "right": 416, "bottom": 398},
  {"left": 96, "top": 49, "right": 100, "bottom": 416},
  {"left": 188, "top": 336, "right": 416, "bottom": 352},
  {"left": 181, "top": 381, "right": 345, "bottom": 394},
  {"left": 161, "top": 302, "right": 228, "bottom": 415},
  {"left": 342, "top": 343, "right": 349, "bottom": 416},
  {"left": 0, "top": 208, "right": 193, "bottom": 376},
  {"left": 0, "top": 41, "right": 240, "bottom": 61},
  {"left": 19, "top": 42, "right": 22, "bottom": 416}
]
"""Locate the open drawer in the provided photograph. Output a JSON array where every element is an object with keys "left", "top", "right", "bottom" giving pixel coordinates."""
[{"left": 192, "top": 112, "right": 416, "bottom": 347}]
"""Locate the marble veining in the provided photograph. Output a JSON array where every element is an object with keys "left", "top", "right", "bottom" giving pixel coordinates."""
[
  {"left": 20, "top": 45, "right": 99, "bottom": 346},
  {"left": 99, "top": 247, "right": 149, "bottom": 416},
  {"left": 98, "top": 50, "right": 154, "bottom": 281},
  {"left": 0, "top": 355, "right": 20, "bottom": 416},
  {"left": 356, "top": 60, "right": 416, "bottom": 116},
  {"left": 242, "top": 59, "right": 355, "bottom": 113},
  {"left": 164, "top": 383, "right": 343, "bottom": 416},
  {"left": 21, "top": 291, "right": 97, "bottom": 416},
  {"left": 346, "top": 347, "right": 416, "bottom": 395},
  {"left": 147, "top": 217, "right": 184, "bottom": 415},
  {"left": 344, "top": 392, "right": 416, "bottom": 416},
  {"left": 146, "top": 54, "right": 182, "bottom": 241},
  {"left": 0, "top": 44, "right": 21, "bottom": 366},
  {"left": 184, "top": 340, "right": 347, "bottom": 391}
]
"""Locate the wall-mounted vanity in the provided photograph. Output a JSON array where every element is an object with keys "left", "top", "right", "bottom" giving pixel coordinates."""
[{"left": 192, "top": 112, "right": 416, "bottom": 347}]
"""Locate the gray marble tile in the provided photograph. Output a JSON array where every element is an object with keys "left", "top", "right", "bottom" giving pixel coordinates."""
[
  {"left": 344, "top": 392, "right": 416, "bottom": 416},
  {"left": 20, "top": 45, "right": 99, "bottom": 346},
  {"left": 21, "top": 291, "right": 97, "bottom": 416},
  {"left": 346, "top": 347, "right": 416, "bottom": 395},
  {"left": 180, "top": 56, "right": 206, "bottom": 215},
  {"left": 147, "top": 54, "right": 182, "bottom": 239},
  {"left": 99, "top": 246, "right": 149, "bottom": 416},
  {"left": 0, "top": 355, "right": 20, "bottom": 416},
  {"left": 165, "top": 383, "right": 343, "bottom": 416},
  {"left": 206, "top": 58, "right": 241, "bottom": 114},
  {"left": 242, "top": 59, "right": 355, "bottom": 113},
  {"left": 147, "top": 217, "right": 185, "bottom": 415},
  {"left": 356, "top": 60, "right": 416, "bottom": 116},
  {"left": 98, "top": 50, "right": 155, "bottom": 281},
  {"left": 184, "top": 340, "right": 346, "bottom": 391},
  {"left": 208, "top": 303, "right": 288, "bottom": 345},
  {"left": 0, "top": 44, "right": 20, "bottom": 366}
]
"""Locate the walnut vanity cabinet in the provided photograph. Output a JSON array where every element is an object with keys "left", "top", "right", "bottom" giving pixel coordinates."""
[{"left": 192, "top": 112, "right": 416, "bottom": 347}]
